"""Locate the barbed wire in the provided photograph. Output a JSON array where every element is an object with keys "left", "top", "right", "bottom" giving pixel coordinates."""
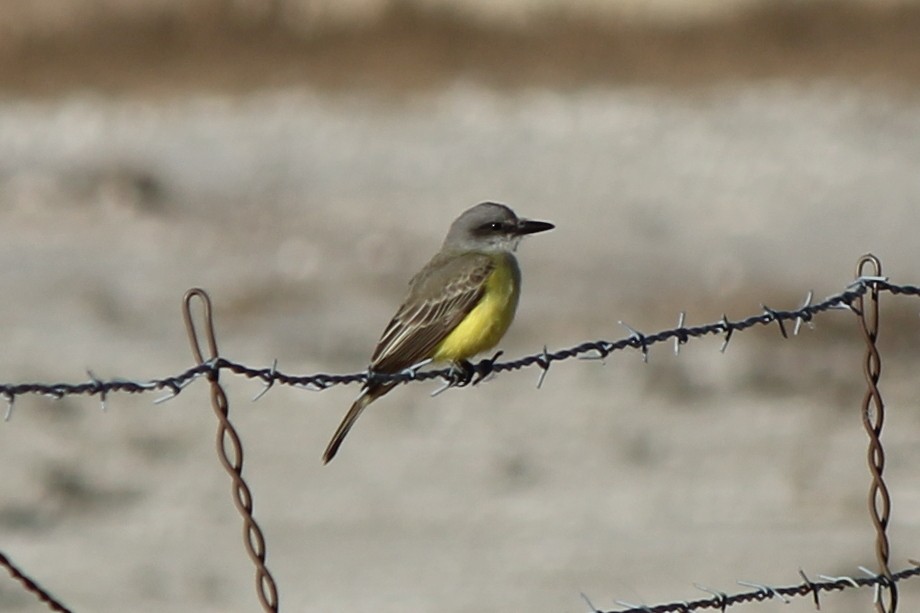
[
  {"left": 3, "top": 278, "right": 919, "bottom": 414},
  {"left": 2, "top": 255, "right": 918, "bottom": 612},
  {"left": 604, "top": 562, "right": 920, "bottom": 613}
]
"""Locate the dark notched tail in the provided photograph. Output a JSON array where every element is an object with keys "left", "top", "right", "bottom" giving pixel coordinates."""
[
  {"left": 322, "top": 393, "right": 370, "bottom": 464},
  {"left": 322, "top": 385, "right": 391, "bottom": 464}
]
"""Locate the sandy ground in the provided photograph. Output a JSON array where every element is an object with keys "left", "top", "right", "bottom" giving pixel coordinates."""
[{"left": 2, "top": 5, "right": 920, "bottom": 613}]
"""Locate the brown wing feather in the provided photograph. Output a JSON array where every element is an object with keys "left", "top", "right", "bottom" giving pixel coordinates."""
[{"left": 370, "top": 253, "right": 494, "bottom": 373}]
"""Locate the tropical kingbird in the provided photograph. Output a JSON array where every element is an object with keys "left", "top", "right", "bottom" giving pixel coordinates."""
[{"left": 322, "top": 202, "right": 554, "bottom": 463}]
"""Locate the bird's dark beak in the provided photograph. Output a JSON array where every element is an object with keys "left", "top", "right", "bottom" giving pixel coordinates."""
[{"left": 514, "top": 218, "right": 555, "bottom": 236}]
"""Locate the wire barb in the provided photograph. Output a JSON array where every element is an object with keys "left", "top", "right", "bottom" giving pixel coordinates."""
[
  {"left": 152, "top": 373, "right": 198, "bottom": 405},
  {"left": 85, "top": 370, "right": 107, "bottom": 412},
  {"left": 3, "top": 391, "right": 13, "bottom": 421},
  {"left": 818, "top": 574, "right": 860, "bottom": 589},
  {"left": 674, "top": 311, "right": 687, "bottom": 355},
  {"left": 397, "top": 358, "right": 433, "bottom": 381},
  {"left": 619, "top": 321, "right": 649, "bottom": 362},
  {"left": 251, "top": 359, "right": 279, "bottom": 402},
  {"left": 578, "top": 345, "right": 611, "bottom": 363},
  {"left": 719, "top": 314, "right": 734, "bottom": 353},
  {"left": 614, "top": 600, "right": 652, "bottom": 612},
  {"left": 579, "top": 592, "right": 601, "bottom": 613},
  {"left": 536, "top": 345, "right": 552, "bottom": 389},
  {"left": 760, "top": 305, "right": 788, "bottom": 338},
  {"left": 798, "top": 568, "right": 822, "bottom": 610},
  {"left": 794, "top": 291, "right": 815, "bottom": 336},
  {"left": 737, "top": 580, "right": 790, "bottom": 604},
  {"left": 693, "top": 583, "right": 728, "bottom": 612}
]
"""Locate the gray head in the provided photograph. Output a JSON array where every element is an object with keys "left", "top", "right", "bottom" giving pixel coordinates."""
[{"left": 442, "top": 202, "right": 554, "bottom": 253}]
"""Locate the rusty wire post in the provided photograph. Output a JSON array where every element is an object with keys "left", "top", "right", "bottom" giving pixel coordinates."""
[
  {"left": 853, "top": 254, "right": 897, "bottom": 613},
  {"left": 183, "top": 289, "right": 279, "bottom": 613}
]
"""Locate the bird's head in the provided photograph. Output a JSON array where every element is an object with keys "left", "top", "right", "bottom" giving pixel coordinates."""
[{"left": 444, "top": 202, "right": 554, "bottom": 253}]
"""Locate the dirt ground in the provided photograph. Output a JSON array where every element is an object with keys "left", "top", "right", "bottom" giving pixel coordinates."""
[
  {"left": 6, "top": 2, "right": 920, "bottom": 95},
  {"left": 1, "top": 3, "right": 920, "bottom": 612}
]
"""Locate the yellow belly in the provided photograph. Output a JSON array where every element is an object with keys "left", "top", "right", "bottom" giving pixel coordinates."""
[{"left": 432, "top": 256, "right": 520, "bottom": 362}]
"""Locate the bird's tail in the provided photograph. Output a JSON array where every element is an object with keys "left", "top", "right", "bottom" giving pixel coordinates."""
[{"left": 322, "top": 384, "right": 390, "bottom": 464}]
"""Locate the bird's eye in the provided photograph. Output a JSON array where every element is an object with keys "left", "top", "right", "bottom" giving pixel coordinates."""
[{"left": 486, "top": 222, "right": 503, "bottom": 231}]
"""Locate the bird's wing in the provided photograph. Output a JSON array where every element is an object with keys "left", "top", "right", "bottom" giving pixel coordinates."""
[{"left": 369, "top": 252, "right": 495, "bottom": 373}]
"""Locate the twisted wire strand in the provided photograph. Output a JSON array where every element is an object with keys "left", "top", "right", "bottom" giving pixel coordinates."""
[
  {"left": 854, "top": 256, "right": 897, "bottom": 613},
  {"left": 184, "top": 289, "right": 279, "bottom": 613}
]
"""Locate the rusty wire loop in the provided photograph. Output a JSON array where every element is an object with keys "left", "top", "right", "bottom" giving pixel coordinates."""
[
  {"left": 853, "top": 255, "right": 897, "bottom": 613},
  {"left": 0, "top": 550, "right": 71, "bottom": 613},
  {"left": 183, "top": 289, "right": 279, "bottom": 613}
]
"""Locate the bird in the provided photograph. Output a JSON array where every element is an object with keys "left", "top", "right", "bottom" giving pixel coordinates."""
[{"left": 322, "top": 202, "right": 554, "bottom": 464}]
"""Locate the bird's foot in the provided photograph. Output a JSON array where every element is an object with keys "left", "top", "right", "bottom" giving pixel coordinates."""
[
  {"left": 430, "top": 359, "right": 475, "bottom": 397},
  {"left": 471, "top": 351, "right": 503, "bottom": 385}
]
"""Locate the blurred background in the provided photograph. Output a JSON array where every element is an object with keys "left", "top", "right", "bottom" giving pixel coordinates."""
[{"left": 2, "top": 1, "right": 920, "bottom": 611}]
